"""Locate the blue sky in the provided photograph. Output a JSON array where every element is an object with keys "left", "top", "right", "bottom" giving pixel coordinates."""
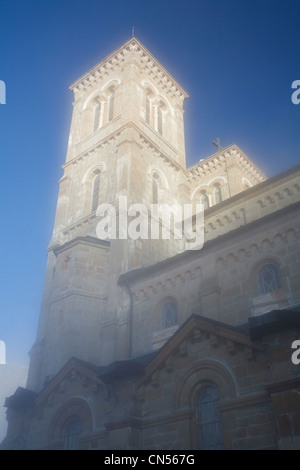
[{"left": 0, "top": 0, "right": 299, "bottom": 366}]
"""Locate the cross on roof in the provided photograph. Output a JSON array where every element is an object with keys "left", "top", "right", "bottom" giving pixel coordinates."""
[{"left": 212, "top": 138, "right": 223, "bottom": 151}]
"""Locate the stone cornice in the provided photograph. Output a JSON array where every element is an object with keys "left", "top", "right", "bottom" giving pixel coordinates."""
[
  {"left": 49, "top": 290, "right": 108, "bottom": 306},
  {"left": 49, "top": 235, "right": 110, "bottom": 254},
  {"left": 139, "top": 133, "right": 184, "bottom": 173},
  {"left": 265, "top": 377, "right": 300, "bottom": 394},
  {"left": 63, "top": 127, "right": 122, "bottom": 169},
  {"left": 141, "top": 314, "right": 264, "bottom": 385},
  {"left": 69, "top": 37, "right": 189, "bottom": 100},
  {"left": 35, "top": 358, "right": 106, "bottom": 407},
  {"left": 62, "top": 121, "right": 185, "bottom": 173},
  {"left": 187, "top": 144, "right": 266, "bottom": 183},
  {"left": 218, "top": 392, "right": 270, "bottom": 411},
  {"left": 118, "top": 200, "right": 300, "bottom": 287}
]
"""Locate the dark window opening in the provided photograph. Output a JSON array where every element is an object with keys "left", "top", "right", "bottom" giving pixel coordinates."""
[
  {"left": 257, "top": 264, "right": 282, "bottom": 295},
  {"left": 196, "top": 385, "right": 223, "bottom": 450}
]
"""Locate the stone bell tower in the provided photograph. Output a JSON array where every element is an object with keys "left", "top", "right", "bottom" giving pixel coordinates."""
[{"left": 26, "top": 37, "right": 189, "bottom": 392}]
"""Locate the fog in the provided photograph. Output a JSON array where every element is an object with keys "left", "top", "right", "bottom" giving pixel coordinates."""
[{"left": 0, "top": 364, "right": 28, "bottom": 443}]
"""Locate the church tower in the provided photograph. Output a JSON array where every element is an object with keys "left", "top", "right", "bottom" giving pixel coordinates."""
[
  {"left": 27, "top": 37, "right": 189, "bottom": 392},
  {"left": 4, "top": 35, "right": 300, "bottom": 452}
]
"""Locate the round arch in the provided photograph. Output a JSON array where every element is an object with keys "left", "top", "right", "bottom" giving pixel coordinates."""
[
  {"left": 247, "top": 256, "right": 285, "bottom": 297},
  {"left": 82, "top": 163, "right": 107, "bottom": 185},
  {"left": 48, "top": 397, "right": 93, "bottom": 444},
  {"left": 102, "top": 78, "right": 120, "bottom": 94},
  {"left": 154, "top": 295, "right": 179, "bottom": 330},
  {"left": 242, "top": 177, "right": 252, "bottom": 189},
  {"left": 148, "top": 166, "right": 169, "bottom": 191},
  {"left": 190, "top": 184, "right": 212, "bottom": 202},
  {"left": 173, "top": 359, "right": 238, "bottom": 411},
  {"left": 156, "top": 94, "right": 173, "bottom": 116},
  {"left": 141, "top": 79, "right": 158, "bottom": 97},
  {"left": 83, "top": 78, "right": 120, "bottom": 110},
  {"left": 83, "top": 90, "right": 106, "bottom": 110}
]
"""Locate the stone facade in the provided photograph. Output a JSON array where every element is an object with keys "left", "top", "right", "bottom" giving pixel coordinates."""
[
  {"left": 1, "top": 37, "right": 300, "bottom": 450},
  {"left": 2, "top": 312, "right": 300, "bottom": 450}
]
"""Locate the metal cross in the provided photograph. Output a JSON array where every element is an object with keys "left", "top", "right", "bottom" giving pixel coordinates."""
[{"left": 212, "top": 137, "right": 222, "bottom": 151}]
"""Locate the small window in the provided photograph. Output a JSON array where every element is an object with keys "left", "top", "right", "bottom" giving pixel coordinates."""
[
  {"left": 257, "top": 263, "right": 282, "bottom": 295},
  {"left": 64, "top": 418, "right": 82, "bottom": 450},
  {"left": 161, "top": 301, "right": 177, "bottom": 329},
  {"left": 152, "top": 174, "right": 159, "bottom": 204},
  {"left": 91, "top": 172, "right": 100, "bottom": 212},
  {"left": 157, "top": 106, "right": 163, "bottom": 135},
  {"left": 108, "top": 91, "right": 114, "bottom": 122},
  {"left": 146, "top": 96, "right": 151, "bottom": 124},
  {"left": 214, "top": 184, "right": 222, "bottom": 204},
  {"left": 200, "top": 191, "right": 209, "bottom": 210},
  {"left": 196, "top": 385, "right": 223, "bottom": 450},
  {"left": 93, "top": 102, "right": 101, "bottom": 131}
]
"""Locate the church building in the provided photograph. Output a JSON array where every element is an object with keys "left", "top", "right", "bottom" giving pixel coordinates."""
[{"left": 2, "top": 37, "right": 300, "bottom": 450}]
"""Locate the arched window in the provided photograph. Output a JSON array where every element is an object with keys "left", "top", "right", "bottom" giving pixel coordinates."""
[
  {"left": 157, "top": 106, "right": 163, "bottom": 135},
  {"left": 64, "top": 417, "right": 82, "bottom": 450},
  {"left": 91, "top": 172, "right": 101, "bottom": 212},
  {"left": 108, "top": 90, "right": 115, "bottom": 122},
  {"left": 257, "top": 263, "right": 282, "bottom": 295},
  {"left": 146, "top": 95, "right": 151, "bottom": 124},
  {"left": 214, "top": 184, "right": 222, "bottom": 204},
  {"left": 200, "top": 191, "right": 209, "bottom": 210},
  {"left": 152, "top": 174, "right": 159, "bottom": 204},
  {"left": 161, "top": 301, "right": 177, "bottom": 329},
  {"left": 93, "top": 102, "right": 101, "bottom": 131},
  {"left": 196, "top": 385, "right": 223, "bottom": 450}
]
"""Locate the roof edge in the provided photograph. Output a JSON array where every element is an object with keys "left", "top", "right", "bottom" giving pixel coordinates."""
[{"left": 69, "top": 36, "right": 189, "bottom": 99}]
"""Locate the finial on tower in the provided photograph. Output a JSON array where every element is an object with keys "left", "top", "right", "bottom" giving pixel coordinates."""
[{"left": 132, "top": 26, "right": 135, "bottom": 37}]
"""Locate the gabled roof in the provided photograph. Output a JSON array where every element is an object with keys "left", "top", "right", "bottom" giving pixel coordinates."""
[
  {"left": 142, "top": 314, "right": 264, "bottom": 383},
  {"left": 6, "top": 310, "right": 299, "bottom": 413},
  {"left": 35, "top": 358, "right": 106, "bottom": 406},
  {"left": 34, "top": 355, "right": 150, "bottom": 408}
]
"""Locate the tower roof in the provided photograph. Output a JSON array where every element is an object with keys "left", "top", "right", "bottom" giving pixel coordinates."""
[{"left": 69, "top": 37, "right": 189, "bottom": 100}]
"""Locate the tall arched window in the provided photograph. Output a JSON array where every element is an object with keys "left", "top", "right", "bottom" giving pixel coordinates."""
[
  {"left": 91, "top": 172, "right": 101, "bottom": 212},
  {"left": 108, "top": 90, "right": 115, "bottom": 122},
  {"left": 200, "top": 191, "right": 209, "bottom": 210},
  {"left": 196, "top": 385, "right": 223, "bottom": 450},
  {"left": 152, "top": 174, "right": 159, "bottom": 204},
  {"left": 157, "top": 106, "right": 163, "bottom": 135},
  {"left": 64, "top": 417, "right": 82, "bottom": 450},
  {"left": 257, "top": 263, "right": 282, "bottom": 295},
  {"left": 161, "top": 301, "right": 177, "bottom": 329},
  {"left": 146, "top": 95, "right": 151, "bottom": 124},
  {"left": 93, "top": 102, "right": 101, "bottom": 131},
  {"left": 214, "top": 184, "right": 222, "bottom": 204}
]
